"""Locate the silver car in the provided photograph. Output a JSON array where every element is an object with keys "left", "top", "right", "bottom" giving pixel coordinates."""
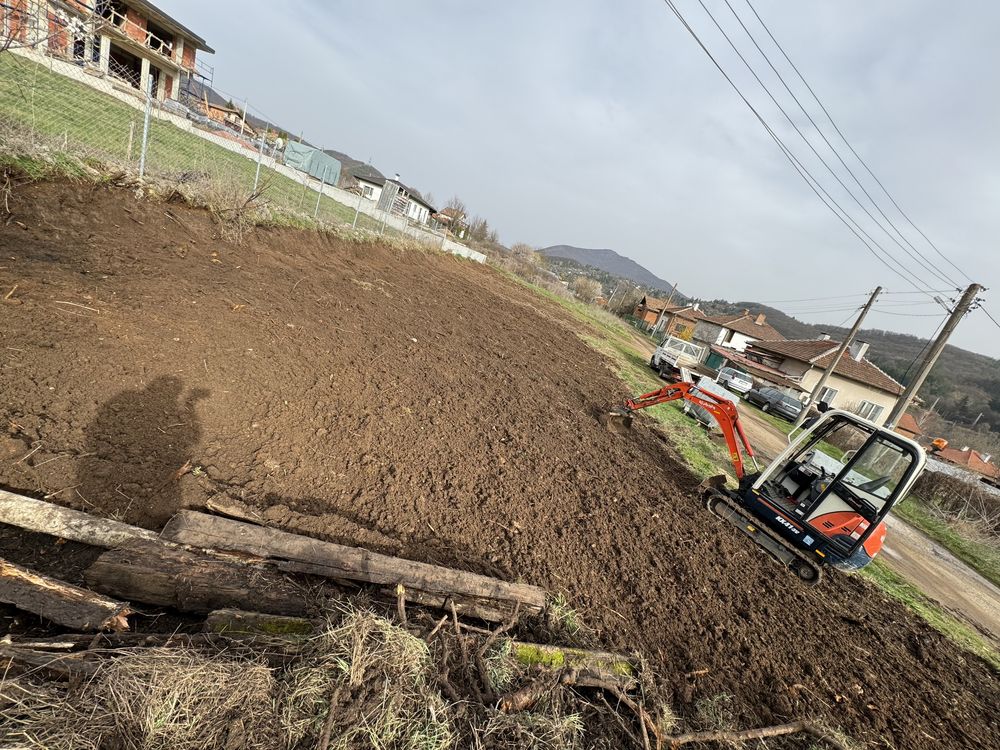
[{"left": 717, "top": 366, "right": 753, "bottom": 394}]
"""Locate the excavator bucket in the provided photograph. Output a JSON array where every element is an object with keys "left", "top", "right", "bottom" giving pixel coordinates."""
[{"left": 599, "top": 405, "right": 634, "bottom": 434}]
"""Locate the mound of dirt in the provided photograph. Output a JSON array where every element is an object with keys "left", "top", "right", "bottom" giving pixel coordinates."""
[{"left": 1, "top": 180, "right": 997, "bottom": 749}]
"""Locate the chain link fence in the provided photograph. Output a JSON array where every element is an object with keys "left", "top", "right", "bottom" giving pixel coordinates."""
[{"left": 0, "top": 45, "right": 485, "bottom": 260}]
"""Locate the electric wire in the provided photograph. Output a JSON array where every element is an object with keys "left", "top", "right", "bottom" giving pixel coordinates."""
[
  {"left": 900, "top": 315, "right": 949, "bottom": 384},
  {"left": 741, "top": 0, "right": 975, "bottom": 285},
  {"left": 718, "top": 0, "right": 962, "bottom": 288},
  {"left": 658, "top": 0, "right": 941, "bottom": 300},
  {"left": 691, "top": 0, "right": 956, "bottom": 289}
]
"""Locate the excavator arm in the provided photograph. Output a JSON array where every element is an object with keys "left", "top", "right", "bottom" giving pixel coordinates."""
[{"left": 619, "top": 382, "right": 758, "bottom": 479}]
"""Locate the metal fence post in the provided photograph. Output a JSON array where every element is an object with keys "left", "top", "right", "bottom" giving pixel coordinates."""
[
  {"left": 313, "top": 166, "right": 328, "bottom": 219},
  {"left": 138, "top": 93, "right": 152, "bottom": 178},
  {"left": 352, "top": 191, "right": 363, "bottom": 229},
  {"left": 253, "top": 128, "right": 266, "bottom": 192}
]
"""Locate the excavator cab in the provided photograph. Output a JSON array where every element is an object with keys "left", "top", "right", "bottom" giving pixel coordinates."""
[{"left": 715, "top": 410, "right": 926, "bottom": 582}]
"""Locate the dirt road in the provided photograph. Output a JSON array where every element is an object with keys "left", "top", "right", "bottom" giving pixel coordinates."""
[
  {"left": 881, "top": 514, "right": 1000, "bottom": 641},
  {"left": 1, "top": 180, "right": 997, "bottom": 749}
]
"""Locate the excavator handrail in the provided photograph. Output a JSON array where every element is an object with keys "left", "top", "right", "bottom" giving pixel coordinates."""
[{"left": 622, "top": 382, "right": 757, "bottom": 479}]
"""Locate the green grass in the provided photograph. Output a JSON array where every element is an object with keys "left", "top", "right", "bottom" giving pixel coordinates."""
[
  {"left": 892, "top": 498, "right": 1000, "bottom": 589},
  {"left": 861, "top": 560, "right": 1000, "bottom": 670},
  {"left": 0, "top": 54, "right": 386, "bottom": 231}
]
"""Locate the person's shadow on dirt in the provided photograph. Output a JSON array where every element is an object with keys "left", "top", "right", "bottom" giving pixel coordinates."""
[{"left": 78, "top": 376, "right": 208, "bottom": 529}]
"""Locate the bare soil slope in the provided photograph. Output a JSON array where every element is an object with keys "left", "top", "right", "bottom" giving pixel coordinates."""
[{"left": 1, "top": 181, "right": 997, "bottom": 749}]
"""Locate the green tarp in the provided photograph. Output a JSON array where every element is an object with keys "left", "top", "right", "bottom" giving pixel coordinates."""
[{"left": 283, "top": 142, "right": 342, "bottom": 184}]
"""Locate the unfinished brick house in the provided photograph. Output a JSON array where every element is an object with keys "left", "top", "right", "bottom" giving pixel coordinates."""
[{"left": 2, "top": 0, "right": 213, "bottom": 101}]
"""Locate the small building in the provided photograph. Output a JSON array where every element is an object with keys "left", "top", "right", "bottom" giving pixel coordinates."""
[
  {"left": 10, "top": 1, "right": 215, "bottom": 101},
  {"left": 894, "top": 413, "right": 924, "bottom": 442},
  {"left": 355, "top": 173, "right": 436, "bottom": 226},
  {"left": 745, "top": 338, "right": 904, "bottom": 426},
  {"left": 632, "top": 298, "right": 704, "bottom": 338}
]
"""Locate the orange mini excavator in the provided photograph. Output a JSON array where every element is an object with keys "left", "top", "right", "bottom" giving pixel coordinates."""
[{"left": 610, "top": 382, "right": 926, "bottom": 584}]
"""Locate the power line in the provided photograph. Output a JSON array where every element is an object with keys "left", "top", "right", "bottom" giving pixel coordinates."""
[
  {"left": 718, "top": 0, "right": 963, "bottom": 288},
  {"left": 691, "top": 0, "right": 957, "bottom": 290},
  {"left": 658, "top": 0, "right": 942, "bottom": 299},
  {"left": 872, "top": 309, "right": 954, "bottom": 318},
  {"left": 755, "top": 292, "right": 871, "bottom": 303},
  {"left": 740, "top": 0, "right": 975, "bottom": 285}
]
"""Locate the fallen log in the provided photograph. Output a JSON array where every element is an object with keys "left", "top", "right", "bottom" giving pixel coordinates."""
[
  {"left": 162, "top": 510, "right": 546, "bottom": 621},
  {"left": 0, "top": 489, "right": 157, "bottom": 546},
  {"left": 84, "top": 539, "right": 314, "bottom": 616},
  {"left": 0, "top": 557, "right": 131, "bottom": 631}
]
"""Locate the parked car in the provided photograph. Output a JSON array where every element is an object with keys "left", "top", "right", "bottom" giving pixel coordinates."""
[
  {"left": 683, "top": 376, "right": 739, "bottom": 429},
  {"left": 716, "top": 366, "right": 753, "bottom": 395},
  {"left": 745, "top": 386, "right": 804, "bottom": 421}
]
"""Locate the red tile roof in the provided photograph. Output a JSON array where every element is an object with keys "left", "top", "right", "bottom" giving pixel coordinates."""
[
  {"left": 895, "top": 413, "right": 923, "bottom": 436},
  {"left": 749, "top": 339, "right": 904, "bottom": 396},
  {"left": 936, "top": 447, "right": 998, "bottom": 477}
]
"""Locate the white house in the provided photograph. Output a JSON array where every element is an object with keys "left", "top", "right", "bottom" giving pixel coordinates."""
[{"left": 354, "top": 173, "right": 435, "bottom": 226}]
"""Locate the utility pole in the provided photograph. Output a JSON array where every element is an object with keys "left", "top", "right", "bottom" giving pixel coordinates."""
[
  {"left": 793, "top": 287, "right": 882, "bottom": 429},
  {"left": 654, "top": 282, "right": 679, "bottom": 332},
  {"left": 884, "top": 283, "right": 983, "bottom": 429}
]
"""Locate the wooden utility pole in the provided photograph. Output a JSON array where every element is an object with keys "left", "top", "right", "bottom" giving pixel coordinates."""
[
  {"left": 792, "top": 287, "right": 882, "bottom": 429},
  {"left": 884, "top": 283, "right": 983, "bottom": 429},
  {"left": 654, "top": 282, "right": 679, "bottom": 331}
]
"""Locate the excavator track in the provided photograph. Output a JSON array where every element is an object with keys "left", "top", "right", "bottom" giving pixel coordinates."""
[{"left": 704, "top": 488, "right": 824, "bottom": 586}]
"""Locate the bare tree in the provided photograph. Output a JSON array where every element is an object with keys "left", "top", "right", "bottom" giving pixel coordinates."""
[
  {"left": 509, "top": 242, "right": 539, "bottom": 265},
  {"left": 570, "top": 276, "right": 602, "bottom": 304}
]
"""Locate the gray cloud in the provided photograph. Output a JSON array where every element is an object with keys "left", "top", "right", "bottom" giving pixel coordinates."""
[{"left": 164, "top": 0, "right": 1000, "bottom": 356}]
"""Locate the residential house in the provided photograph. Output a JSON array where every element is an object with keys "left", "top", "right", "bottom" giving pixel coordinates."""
[
  {"left": 744, "top": 337, "right": 904, "bottom": 426},
  {"left": 633, "top": 296, "right": 669, "bottom": 326},
  {"left": 932, "top": 446, "right": 999, "bottom": 480},
  {"left": 632, "top": 298, "right": 701, "bottom": 337},
  {"left": 434, "top": 207, "right": 468, "bottom": 238},
  {"left": 894, "top": 413, "right": 924, "bottom": 442},
  {"left": 354, "top": 173, "right": 436, "bottom": 226},
  {"left": 693, "top": 311, "right": 785, "bottom": 353},
  {"left": 7, "top": 1, "right": 214, "bottom": 101}
]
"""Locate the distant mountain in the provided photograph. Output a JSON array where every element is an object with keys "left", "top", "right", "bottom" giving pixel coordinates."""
[{"left": 540, "top": 245, "right": 678, "bottom": 295}]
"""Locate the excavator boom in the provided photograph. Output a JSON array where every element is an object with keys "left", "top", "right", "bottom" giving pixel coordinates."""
[{"left": 616, "top": 382, "right": 758, "bottom": 479}]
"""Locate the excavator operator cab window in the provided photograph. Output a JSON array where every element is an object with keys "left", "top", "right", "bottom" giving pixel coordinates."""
[{"left": 760, "top": 414, "right": 919, "bottom": 553}]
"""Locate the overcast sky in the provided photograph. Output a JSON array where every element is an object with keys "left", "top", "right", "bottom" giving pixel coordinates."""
[{"left": 165, "top": 0, "right": 1000, "bottom": 358}]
